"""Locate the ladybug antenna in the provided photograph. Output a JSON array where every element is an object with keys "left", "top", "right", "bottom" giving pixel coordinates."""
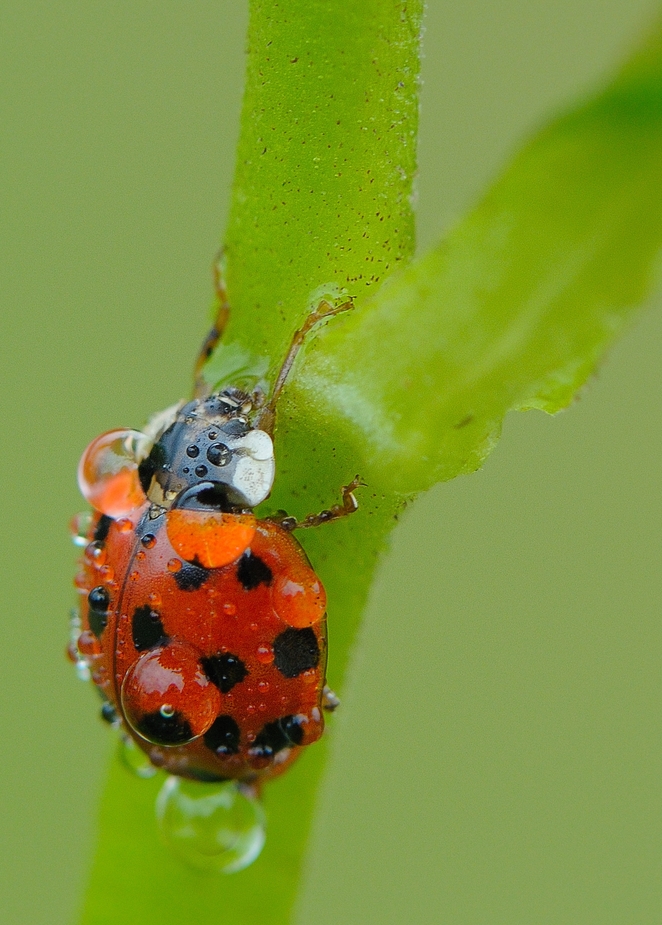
[{"left": 194, "top": 249, "right": 231, "bottom": 398}]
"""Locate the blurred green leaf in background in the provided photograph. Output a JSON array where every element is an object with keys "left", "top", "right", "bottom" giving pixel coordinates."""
[{"left": 1, "top": 2, "right": 661, "bottom": 924}]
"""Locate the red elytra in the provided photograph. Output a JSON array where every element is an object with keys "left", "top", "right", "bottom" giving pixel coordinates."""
[{"left": 76, "top": 502, "right": 328, "bottom": 782}]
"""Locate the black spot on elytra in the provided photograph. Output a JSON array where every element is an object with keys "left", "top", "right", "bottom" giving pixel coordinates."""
[
  {"left": 174, "top": 561, "right": 210, "bottom": 591},
  {"left": 131, "top": 605, "right": 167, "bottom": 651},
  {"left": 204, "top": 715, "right": 241, "bottom": 755},
  {"left": 202, "top": 652, "right": 248, "bottom": 693},
  {"left": 136, "top": 710, "right": 193, "bottom": 746},
  {"left": 237, "top": 552, "right": 273, "bottom": 591},
  {"left": 249, "top": 715, "right": 304, "bottom": 759},
  {"left": 88, "top": 586, "right": 110, "bottom": 638},
  {"left": 273, "top": 627, "right": 320, "bottom": 678},
  {"left": 93, "top": 514, "right": 113, "bottom": 543}
]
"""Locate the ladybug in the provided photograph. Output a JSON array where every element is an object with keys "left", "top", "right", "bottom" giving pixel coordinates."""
[{"left": 71, "top": 276, "right": 359, "bottom": 785}]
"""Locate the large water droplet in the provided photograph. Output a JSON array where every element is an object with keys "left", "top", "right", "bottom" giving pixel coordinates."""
[
  {"left": 156, "top": 776, "right": 266, "bottom": 873},
  {"left": 78, "top": 429, "right": 149, "bottom": 517},
  {"left": 118, "top": 735, "right": 157, "bottom": 779}
]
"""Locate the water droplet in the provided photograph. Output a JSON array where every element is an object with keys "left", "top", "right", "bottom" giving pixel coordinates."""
[
  {"left": 77, "top": 630, "right": 101, "bottom": 657},
  {"left": 129, "top": 570, "right": 140, "bottom": 582},
  {"left": 223, "top": 602, "right": 237, "bottom": 616},
  {"left": 136, "top": 550, "right": 146, "bottom": 561},
  {"left": 246, "top": 704, "right": 256, "bottom": 715},
  {"left": 141, "top": 533, "right": 156, "bottom": 549},
  {"left": 207, "top": 443, "right": 231, "bottom": 467},
  {"left": 194, "top": 464, "right": 208, "bottom": 478},
  {"left": 101, "top": 701, "right": 118, "bottom": 725},
  {"left": 68, "top": 609, "right": 91, "bottom": 679},
  {"left": 116, "top": 518, "right": 133, "bottom": 533},
  {"left": 257, "top": 680, "right": 269, "bottom": 693},
  {"left": 167, "top": 558, "right": 182, "bottom": 573},
  {"left": 70, "top": 511, "right": 93, "bottom": 546},
  {"left": 88, "top": 585, "right": 110, "bottom": 612},
  {"left": 186, "top": 444, "right": 200, "bottom": 458},
  {"left": 256, "top": 643, "right": 273, "bottom": 665},
  {"left": 156, "top": 777, "right": 266, "bottom": 873},
  {"left": 121, "top": 643, "right": 220, "bottom": 746},
  {"left": 148, "top": 591, "right": 162, "bottom": 607},
  {"left": 249, "top": 622, "right": 258, "bottom": 632},
  {"left": 78, "top": 429, "right": 148, "bottom": 518},
  {"left": 208, "top": 429, "right": 218, "bottom": 440},
  {"left": 118, "top": 735, "right": 157, "bottom": 779},
  {"left": 99, "top": 564, "right": 115, "bottom": 583},
  {"left": 76, "top": 661, "right": 91, "bottom": 682},
  {"left": 84, "top": 541, "right": 106, "bottom": 566}
]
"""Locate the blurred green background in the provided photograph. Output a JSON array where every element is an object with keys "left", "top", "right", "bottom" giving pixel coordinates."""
[{"left": 1, "top": 2, "right": 660, "bottom": 923}]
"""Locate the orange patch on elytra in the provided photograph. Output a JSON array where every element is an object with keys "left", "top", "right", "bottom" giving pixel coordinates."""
[{"left": 166, "top": 510, "right": 256, "bottom": 569}]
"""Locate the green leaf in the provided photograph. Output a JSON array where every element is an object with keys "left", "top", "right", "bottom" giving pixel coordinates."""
[
  {"left": 296, "top": 19, "right": 662, "bottom": 496},
  {"left": 80, "top": 8, "right": 662, "bottom": 925}
]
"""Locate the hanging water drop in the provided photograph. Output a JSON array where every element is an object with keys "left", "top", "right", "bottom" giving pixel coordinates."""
[{"left": 156, "top": 776, "right": 266, "bottom": 873}]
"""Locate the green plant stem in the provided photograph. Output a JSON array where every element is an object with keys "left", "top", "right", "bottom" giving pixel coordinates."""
[{"left": 81, "top": 4, "right": 423, "bottom": 924}]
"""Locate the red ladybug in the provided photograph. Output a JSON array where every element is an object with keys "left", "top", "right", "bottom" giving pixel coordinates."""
[{"left": 71, "top": 288, "right": 358, "bottom": 784}]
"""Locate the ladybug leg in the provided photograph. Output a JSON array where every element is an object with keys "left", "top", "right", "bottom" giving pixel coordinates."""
[
  {"left": 269, "top": 476, "right": 363, "bottom": 531},
  {"left": 322, "top": 685, "right": 340, "bottom": 712},
  {"left": 257, "top": 296, "right": 355, "bottom": 435},
  {"left": 194, "top": 250, "right": 232, "bottom": 397}
]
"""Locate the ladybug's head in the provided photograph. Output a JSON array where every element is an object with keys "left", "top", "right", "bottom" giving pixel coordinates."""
[{"left": 137, "top": 389, "right": 275, "bottom": 513}]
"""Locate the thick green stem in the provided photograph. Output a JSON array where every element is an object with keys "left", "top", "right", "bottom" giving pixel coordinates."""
[{"left": 81, "top": 5, "right": 423, "bottom": 924}]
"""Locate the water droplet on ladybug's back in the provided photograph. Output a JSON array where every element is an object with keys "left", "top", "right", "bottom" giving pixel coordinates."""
[
  {"left": 120, "top": 642, "right": 221, "bottom": 747},
  {"left": 256, "top": 643, "right": 274, "bottom": 665}
]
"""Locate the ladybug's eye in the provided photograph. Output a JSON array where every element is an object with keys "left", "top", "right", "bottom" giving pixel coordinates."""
[{"left": 78, "top": 429, "right": 150, "bottom": 518}]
